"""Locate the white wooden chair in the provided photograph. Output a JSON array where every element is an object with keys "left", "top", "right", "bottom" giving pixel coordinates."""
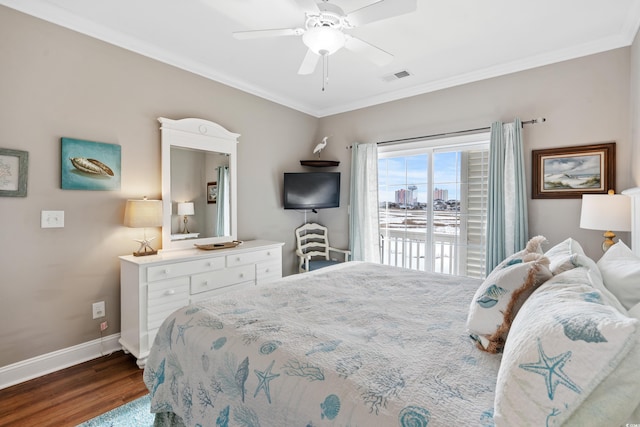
[{"left": 295, "top": 222, "right": 351, "bottom": 273}]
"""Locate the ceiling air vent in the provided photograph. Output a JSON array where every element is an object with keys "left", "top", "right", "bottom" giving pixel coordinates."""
[{"left": 382, "top": 70, "right": 412, "bottom": 82}]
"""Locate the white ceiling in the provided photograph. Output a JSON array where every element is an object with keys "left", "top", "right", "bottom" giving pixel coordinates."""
[{"left": 3, "top": 0, "right": 640, "bottom": 117}]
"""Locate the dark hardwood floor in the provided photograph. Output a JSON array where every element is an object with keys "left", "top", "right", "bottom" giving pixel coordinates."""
[{"left": 0, "top": 350, "right": 148, "bottom": 427}]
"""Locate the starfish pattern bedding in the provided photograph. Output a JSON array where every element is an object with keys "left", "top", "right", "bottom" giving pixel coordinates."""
[{"left": 144, "top": 261, "right": 501, "bottom": 426}]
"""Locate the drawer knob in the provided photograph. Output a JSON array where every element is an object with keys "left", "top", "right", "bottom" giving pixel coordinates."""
[
  {"left": 203, "top": 281, "right": 209, "bottom": 287},
  {"left": 239, "top": 273, "right": 244, "bottom": 278},
  {"left": 236, "top": 257, "right": 241, "bottom": 261},
  {"left": 164, "top": 290, "right": 175, "bottom": 296},
  {"left": 267, "top": 252, "right": 271, "bottom": 256},
  {"left": 265, "top": 268, "right": 270, "bottom": 273},
  {"left": 162, "top": 269, "right": 169, "bottom": 275}
]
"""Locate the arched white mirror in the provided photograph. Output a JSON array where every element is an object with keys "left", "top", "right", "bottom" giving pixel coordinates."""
[{"left": 159, "top": 117, "right": 239, "bottom": 251}]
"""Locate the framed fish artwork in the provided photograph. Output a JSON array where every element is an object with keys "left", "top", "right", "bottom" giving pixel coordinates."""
[{"left": 61, "top": 137, "right": 121, "bottom": 190}]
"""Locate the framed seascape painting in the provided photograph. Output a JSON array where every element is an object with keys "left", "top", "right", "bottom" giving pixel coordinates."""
[
  {"left": 207, "top": 181, "right": 217, "bottom": 204},
  {"left": 61, "top": 137, "right": 121, "bottom": 190},
  {"left": 0, "top": 148, "right": 28, "bottom": 197},
  {"left": 532, "top": 142, "right": 615, "bottom": 199}
]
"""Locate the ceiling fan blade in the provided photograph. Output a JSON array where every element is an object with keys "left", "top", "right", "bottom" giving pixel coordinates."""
[
  {"left": 346, "top": 0, "right": 416, "bottom": 27},
  {"left": 295, "top": 0, "right": 321, "bottom": 14},
  {"left": 233, "top": 28, "right": 304, "bottom": 40},
  {"left": 344, "top": 35, "right": 393, "bottom": 67},
  {"left": 297, "top": 49, "right": 320, "bottom": 75}
]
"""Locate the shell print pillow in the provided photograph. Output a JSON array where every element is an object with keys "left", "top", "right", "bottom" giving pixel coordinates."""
[
  {"left": 494, "top": 270, "right": 640, "bottom": 426},
  {"left": 467, "top": 236, "right": 552, "bottom": 353}
]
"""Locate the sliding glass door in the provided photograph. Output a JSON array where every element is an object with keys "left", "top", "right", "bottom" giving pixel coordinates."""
[{"left": 378, "top": 133, "right": 489, "bottom": 278}]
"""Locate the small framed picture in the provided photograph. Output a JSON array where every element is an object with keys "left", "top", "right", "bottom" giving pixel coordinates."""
[
  {"left": 0, "top": 148, "right": 28, "bottom": 197},
  {"left": 207, "top": 181, "right": 217, "bottom": 204},
  {"left": 532, "top": 142, "right": 615, "bottom": 199}
]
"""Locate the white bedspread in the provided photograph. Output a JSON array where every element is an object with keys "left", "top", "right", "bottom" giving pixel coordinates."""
[{"left": 144, "top": 261, "right": 501, "bottom": 426}]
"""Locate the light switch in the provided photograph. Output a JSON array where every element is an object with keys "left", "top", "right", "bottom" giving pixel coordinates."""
[{"left": 41, "top": 210, "right": 64, "bottom": 228}]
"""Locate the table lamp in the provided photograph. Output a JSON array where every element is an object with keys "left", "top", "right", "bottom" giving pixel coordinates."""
[
  {"left": 124, "top": 197, "right": 163, "bottom": 256},
  {"left": 178, "top": 202, "right": 195, "bottom": 234},
  {"left": 580, "top": 190, "right": 631, "bottom": 252}
]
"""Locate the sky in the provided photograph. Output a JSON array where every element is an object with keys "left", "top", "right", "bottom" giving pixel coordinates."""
[
  {"left": 543, "top": 154, "right": 601, "bottom": 176},
  {"left": 378, "top": 151, "right": 461, "bottom": 203}
]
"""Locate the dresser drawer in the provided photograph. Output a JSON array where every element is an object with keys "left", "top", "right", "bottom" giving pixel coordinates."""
[
  {"left": 226, "top": 248, "right": 281, "bottom": 267},
  {"left": 147, "top": 278, "right": 190, "bottom": 330},
  {"left": 256, "top": 260, "right": 282, "bottom": 285},
  {"left": 191, "top": 264, "right": 256, "bottom": 295},
  {"left": 147, "top": 257, "right": 225, "bottom": 282}
]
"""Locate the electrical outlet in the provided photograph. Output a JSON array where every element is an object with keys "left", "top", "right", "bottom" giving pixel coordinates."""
[
  {"left": 92, "top": 301, "right": 105, "bottom": 319},
  {"left": 41, "top": 210, "right": 65, "bottom": 228}
]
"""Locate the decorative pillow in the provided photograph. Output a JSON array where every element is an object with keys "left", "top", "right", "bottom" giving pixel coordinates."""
[
  {"left": 582, "top": 258, "right": 628, "bottom": 315},
  {"left": 494, "top": 268, "right": 640, "bottom": 426},
  {"left": 629, "top": 302, "right": 640, "bottom": 319},
  {"left": 467, "top": 236, "right": 552, "bottom": 353},
  {"left": 544, "top": 237, "right": 586, "bottom": 275},
  {"left": 494, "top": 235, "right": 546, "bottom": 269},
  {"left": 597, "top": 240, "right": 640, "bottom": 310}
]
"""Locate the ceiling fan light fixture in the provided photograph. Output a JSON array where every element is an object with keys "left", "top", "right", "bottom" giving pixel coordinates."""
[{"left": 302, "top": 26, "right": 345, "bottom": 55}]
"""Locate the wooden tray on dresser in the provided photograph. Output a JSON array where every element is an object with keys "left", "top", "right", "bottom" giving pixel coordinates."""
[{"left": 194, "top": 240, "right": 243, "bottom": 250}]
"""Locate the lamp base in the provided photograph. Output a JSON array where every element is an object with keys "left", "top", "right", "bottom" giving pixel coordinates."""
[
  {"left": 602, "top": 230, "right": 616, "bottom": 252},
  {"left": 133, "top": 249, "right": 158, "bottom": 257},
  {"left": 133, "top": 236, "right": 157, "bottom": 257},
  {"left": 181, "top": 216, "right": 190, "bottom": 234}
]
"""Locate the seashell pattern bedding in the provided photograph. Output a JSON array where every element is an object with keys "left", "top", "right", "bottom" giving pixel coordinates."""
[{"left": 143, "top": 261, "right": 501, "bottom": 426}]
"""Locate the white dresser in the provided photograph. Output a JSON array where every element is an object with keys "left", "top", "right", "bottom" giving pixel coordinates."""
[{"left": 119, "top": 240, "right": 284, "bottom": 367}]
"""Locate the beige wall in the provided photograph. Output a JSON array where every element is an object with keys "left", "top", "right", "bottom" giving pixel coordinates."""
[
  {"left": 0, "top": 4, "right": 637, "bottom": 369},
  {"left": 317, "top": 48, "right": 633, "bottom": 264},
  {"left": 0, "top": 6, "right": 317, "bottom": 367},
  {"left": 631, "top": 28, "right": 640, "bottom": 186}
]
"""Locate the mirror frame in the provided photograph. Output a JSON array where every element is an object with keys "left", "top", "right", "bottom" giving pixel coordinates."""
[{"left": 159, "top": 117, "right": 239, "bottom": 251}]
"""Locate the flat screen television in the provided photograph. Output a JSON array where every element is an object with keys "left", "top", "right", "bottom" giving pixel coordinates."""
[{"left": 283, "top": 172, "right": 340, "bottom": 211}]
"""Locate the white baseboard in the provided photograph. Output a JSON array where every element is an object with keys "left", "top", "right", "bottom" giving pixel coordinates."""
[{"left": 0, "top": 333, "right": 123, "bottom": 390}]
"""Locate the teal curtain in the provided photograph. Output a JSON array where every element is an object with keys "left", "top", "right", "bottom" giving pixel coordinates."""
[
  {"left": 349, "top": 142, "right": 381, "bottom": 262},
  {"left": 485, "top": 118, "right": 528, "bottom": 272},
  {"left": 216, "top": 166, "right": 230, "bottom": 236}
]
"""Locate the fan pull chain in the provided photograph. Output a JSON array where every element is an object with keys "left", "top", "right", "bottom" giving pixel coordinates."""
[{"left": 321, "top": 51, "right": 329, "bottom": 92}]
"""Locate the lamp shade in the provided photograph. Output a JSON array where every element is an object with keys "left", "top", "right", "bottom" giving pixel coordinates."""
[
  {"left": 580, "top": 193, "right": 631, "bottom": 232},
  {"left": 124, "top": 198, "right": 163, "bottom": 228},
  {"left": 302, "top": 26, "right": 346, "bottom": 55},
  {"left": 177, "top": 202, "right": 195, "bottom": 216}
]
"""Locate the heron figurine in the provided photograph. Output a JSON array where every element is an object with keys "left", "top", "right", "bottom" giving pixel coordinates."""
[{"left": 313, "top": 136, "right": 330, "bottom": 158}]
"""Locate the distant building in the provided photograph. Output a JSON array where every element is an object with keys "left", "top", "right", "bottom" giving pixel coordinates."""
[
  {"left": 395, "top": 187, "right": 417, "bottom": 207},
  {"left": 434, "top": 187, "right": 448, "bottom": 201}
]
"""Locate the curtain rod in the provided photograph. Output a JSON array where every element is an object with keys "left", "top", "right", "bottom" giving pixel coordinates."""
[{"left": 346, "top": 117, "right": 546, "bottom": 148}]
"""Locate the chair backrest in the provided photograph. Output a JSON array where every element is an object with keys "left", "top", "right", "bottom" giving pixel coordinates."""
[{"left": 295, "top": 222, "right": 331, "bottom": 261}]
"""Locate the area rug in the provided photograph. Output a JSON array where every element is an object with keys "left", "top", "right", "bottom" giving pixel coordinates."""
[{"left": 77, "top": 394, "right": 153, "bottom": 427}]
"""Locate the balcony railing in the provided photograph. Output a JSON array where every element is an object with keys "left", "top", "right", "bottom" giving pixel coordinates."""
[{"left": 380, "top": 229, "right": 458, "bottom": 275}]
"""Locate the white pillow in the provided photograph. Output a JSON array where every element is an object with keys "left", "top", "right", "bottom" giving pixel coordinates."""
[
  {"left": 544, "top": 237, "right": 586, "bottom": 275},
  {"left": 552, "top": 249, "right": 629, "bottom": 314},
  {"left": 585, "top": 262, "right": 628, "bottom": 315},
  {"left": 597, "top": 240, "right": 640, "bottom": 310},
  {"left": 494, "top": 269, "right": 640, "bottom": 426},
  {"left": 543, "top": 239, "right": 627, "bottom": 313},
  {"left": 628, "top": 302, "right": 640, "bottom": 319},
  {"left": 467, "top": 237, "right": 552, "bottom": 353}
]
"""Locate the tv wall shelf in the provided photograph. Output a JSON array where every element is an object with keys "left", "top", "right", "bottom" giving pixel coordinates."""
[{"left": 300, "top": 160, "right": 340, "bottom": 167}]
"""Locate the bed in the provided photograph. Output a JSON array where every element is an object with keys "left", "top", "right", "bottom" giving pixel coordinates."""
[
  {"left": 144, "top": 233, "right": 640, "bottom": 426},
  {"left": 143, "top": 262, "right": 500, "bottom": 426}
]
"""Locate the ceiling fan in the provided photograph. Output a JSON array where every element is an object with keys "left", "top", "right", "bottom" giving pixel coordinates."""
[{"left": 232, "top": 0, "right": 417, "bottom": 77}]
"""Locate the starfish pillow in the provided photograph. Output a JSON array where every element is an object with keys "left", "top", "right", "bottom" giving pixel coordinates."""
[{"left": 493, "top": 267, "right": 640, "bottom": 426}]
